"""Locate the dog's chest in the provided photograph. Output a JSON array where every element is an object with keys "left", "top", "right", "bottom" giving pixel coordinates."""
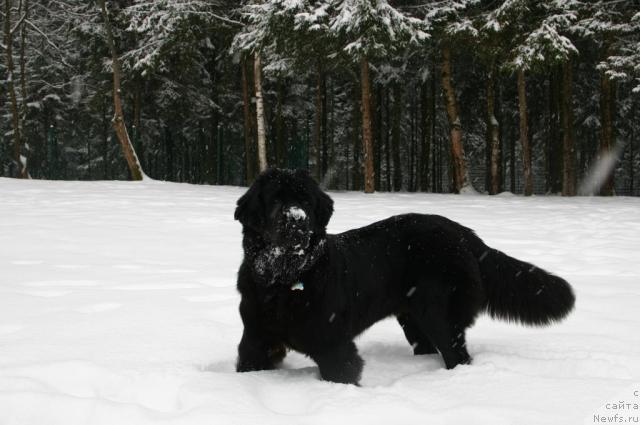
[{"left": 259, "top": 283, "right": 314, "bottom": 332}]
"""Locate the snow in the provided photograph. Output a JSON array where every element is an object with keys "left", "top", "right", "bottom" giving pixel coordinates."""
[
  {"left": 43, "top": 94, "right": 62, "bottom": 103},
  {"left": 285, "top": 205, "right": 307, "bottom": 221},
  {"left": 578, "top": 142, "right": 626, "bottom": 196},
  {"left": 1, "top": 178, "right": 640, "bottom": 425}
]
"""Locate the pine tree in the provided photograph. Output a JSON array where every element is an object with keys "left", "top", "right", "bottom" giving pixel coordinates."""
[
  {"left": 1, "top": 0, "right": 638, "bottom": 195},
  {"left": 231, "top": 0, "right": 309, "bottom": 174},
  {"left": 484, "top": 0, "right": 578, "bottom": 195},
  {"left": 423, "top": 0, "right": 479, "bottom": 193},
  {"left": 330, "top": 0, "right": 427, "bottom": 193},
  {"left": 575, "top": 1, "right": 640, "bottom": 195}
]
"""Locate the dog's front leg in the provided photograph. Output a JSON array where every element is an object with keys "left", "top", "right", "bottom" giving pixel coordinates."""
[
  {"left": 311, "top": 341, "right": 364, "bottom": 385},
  {"left": 236, "top": 329, "right": 285, "bottom": 372},
  {"left": 236, "top": 297, "right": 285, "bottom": 372}
]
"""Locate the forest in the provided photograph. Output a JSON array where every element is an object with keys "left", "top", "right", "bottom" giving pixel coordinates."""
[{"left": 1, "top": 0, "right": 639, "bottom": 195}]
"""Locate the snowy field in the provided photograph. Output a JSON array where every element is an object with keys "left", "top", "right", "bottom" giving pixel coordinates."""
[{"left": 1, "top": 178, "right": 639, "bottom": 425}]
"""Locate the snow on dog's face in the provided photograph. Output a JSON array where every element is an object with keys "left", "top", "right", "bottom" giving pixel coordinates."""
[{"left": 234, "top": 169, "right": 334, "bottom": 250}]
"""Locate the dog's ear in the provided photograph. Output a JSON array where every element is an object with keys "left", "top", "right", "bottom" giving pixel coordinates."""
[
  {"left": 313, "top": 184, "right": 334, "bottom": 230},
  {"left": 296, "top": 168, "right": 334, "bottom": 229},
  {"left": 234, "top": 180, "right": 264, "bottom": 231}
]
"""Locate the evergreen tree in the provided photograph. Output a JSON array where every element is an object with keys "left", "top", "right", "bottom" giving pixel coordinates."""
[
  {"left": 574, "top": 0, "right": 640, "bottom": 195},
  {"left": 330, "top": 0, "right": 427, "bottom": 193},
  {"left": 423, "top": 0, "right": 479, "bottom": 193},
  {"left": 1, "top": 0, "right": 638, "bottom": 196}
]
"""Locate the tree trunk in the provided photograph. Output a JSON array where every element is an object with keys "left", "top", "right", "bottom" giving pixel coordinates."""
[
  {"left": 18, "top": 0, "right": 29, "bottom": 172},
  {"left": 630, "top": 102, "right": 635, "bottom": 195},
  {"left": 419, "top": 80, "right": 430, "bottom": 192},
  {"left": 99, "top": 0, "right": 143, "bottom": 181},
  {"left": 391, "top": 84, "right": 402, "bottom": 191},
  {"left": 210, "top": 104, "right": 219, "bottom": 185},
  {"left": 241, "top": 57, "right": 255, "bottom": 184},
  {"left": 321, "top": 73, "right": 328, "bottom": 179},
  {"left": 360, "top": 57, "right": 375, "bottom": 193},
  {"left": 345, "top": 108, "right": 350, "bottom": 190},
  {"left": 384, "top": 89, "right": 391, "bottom": 191},
  {"left": 352, "top": 83, "right": 362, "bottom": 191},
  {"left": 374, "top": 84, "right": 382, "bottom": 190},
  {"left": 441, "top": 44, "right": 468, "bottom": 193},
  {"left": 18, "top": 0, "right": 27, "bottom": 99},
  {"left": 409, "top": 89, "right": 417, "bottom": 192},
  {"left": 547, "top": 66, "right": 562, "bottom": 193},
  {"left": 431, "top": 61, "right": 439, "bottom": 192},
  {"left": 517, "top": 68, "right": 532, "bottom": 196},
  {"left": 87, "top": 124, "right": 92, "bottom": 180},
  {"left": 253, "top": 53, "right": 267, "bottom": 173},
  {"left": 205, "top": 60, "right": 218, "bottom": 184},
  {"left": 599, "top": 56, "right": 615, "bottom": 196},
  {"left": 509, "top": 117, "right": 516, "bottom": 193},
  {"left": 275, "top": 80, "right": 286, "bottom": 168},
  {"left": 102, "top": 95, "right": 109, "bottom": 179},
  {"left": 313, "top": 67, "right": 322, "bottom": 180},
  {"left": 495, "top": 76, "right": 504, "bottom": 193},
  {"left": 561, "top": 60, "right": 576, "bottom": 196},
  {"left": 133, "top": 78, "right": 145, "bottom": 173},
  {"left": 486, "top": 66, "right": 501, "bottom": 195},
  {"left": 328, "top": 79, "right": 335, "bottom": 187},
  {"left": 4, "top": 0, "right": 26, "bottom": 178},
  {"left": 165, "top": 125, "right": 173, "bottom": 181}
]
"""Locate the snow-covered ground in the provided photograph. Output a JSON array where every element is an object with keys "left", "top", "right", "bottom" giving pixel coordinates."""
[{"left": 1, "top": 178, "right": 639, "bottom": 425}]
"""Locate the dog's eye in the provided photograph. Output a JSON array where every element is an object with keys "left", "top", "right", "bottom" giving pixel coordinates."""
[{"left": 299, "top": 198, "right": 312, "bottom": 208}]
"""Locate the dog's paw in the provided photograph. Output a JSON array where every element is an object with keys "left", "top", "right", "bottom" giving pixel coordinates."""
[{"left": 236, "top": 358, "right": 276, "bottom": 373}]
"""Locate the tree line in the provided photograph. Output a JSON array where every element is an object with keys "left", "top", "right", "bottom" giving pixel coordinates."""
[{"left": 1, "top": 0, "right": 639, "bottom": 195}]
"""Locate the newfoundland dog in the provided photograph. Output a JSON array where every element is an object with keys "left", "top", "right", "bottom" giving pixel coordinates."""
[{"left": 234, "top": 169, "right": 575, "bottom": 385}]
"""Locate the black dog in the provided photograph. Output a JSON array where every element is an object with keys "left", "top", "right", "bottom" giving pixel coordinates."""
[{"left": 234, "top": 169, "right": 575, "bottom": 385}]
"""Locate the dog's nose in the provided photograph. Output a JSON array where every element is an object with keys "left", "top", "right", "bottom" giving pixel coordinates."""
[{"left": 284, "top": 206, "right": 308, "bottom": 222}]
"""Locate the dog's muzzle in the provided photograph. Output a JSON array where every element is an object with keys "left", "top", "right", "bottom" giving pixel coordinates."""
[{"left": 272, "top": 205, "right": 311, "bottom": 249}]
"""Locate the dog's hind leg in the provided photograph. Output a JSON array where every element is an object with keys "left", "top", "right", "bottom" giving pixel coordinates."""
[
  {"left": 406, "top": 278, "right": 475, "bottom": 369},
  {"left": 310, "top": 341, "right": 364, "bottom": 385},
  {"left": 397, "top": 313, "right": 438, "bottom": 355},
  {"left": 410, "top": 306, "right": 471, "bottom": 369}
]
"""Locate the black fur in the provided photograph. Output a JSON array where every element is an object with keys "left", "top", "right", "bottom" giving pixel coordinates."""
[{"left": 234, "top": 169, "right": 575, "bottom": 384}]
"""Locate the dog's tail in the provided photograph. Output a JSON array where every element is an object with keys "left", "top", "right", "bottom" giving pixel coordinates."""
[{"left": 474, "top": 244, "right": 575, "bottom": 326}]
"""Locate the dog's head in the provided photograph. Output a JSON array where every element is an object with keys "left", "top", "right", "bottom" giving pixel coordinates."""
[{"left": 234, "top": 169, "right": 334, "bottom": 249}]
